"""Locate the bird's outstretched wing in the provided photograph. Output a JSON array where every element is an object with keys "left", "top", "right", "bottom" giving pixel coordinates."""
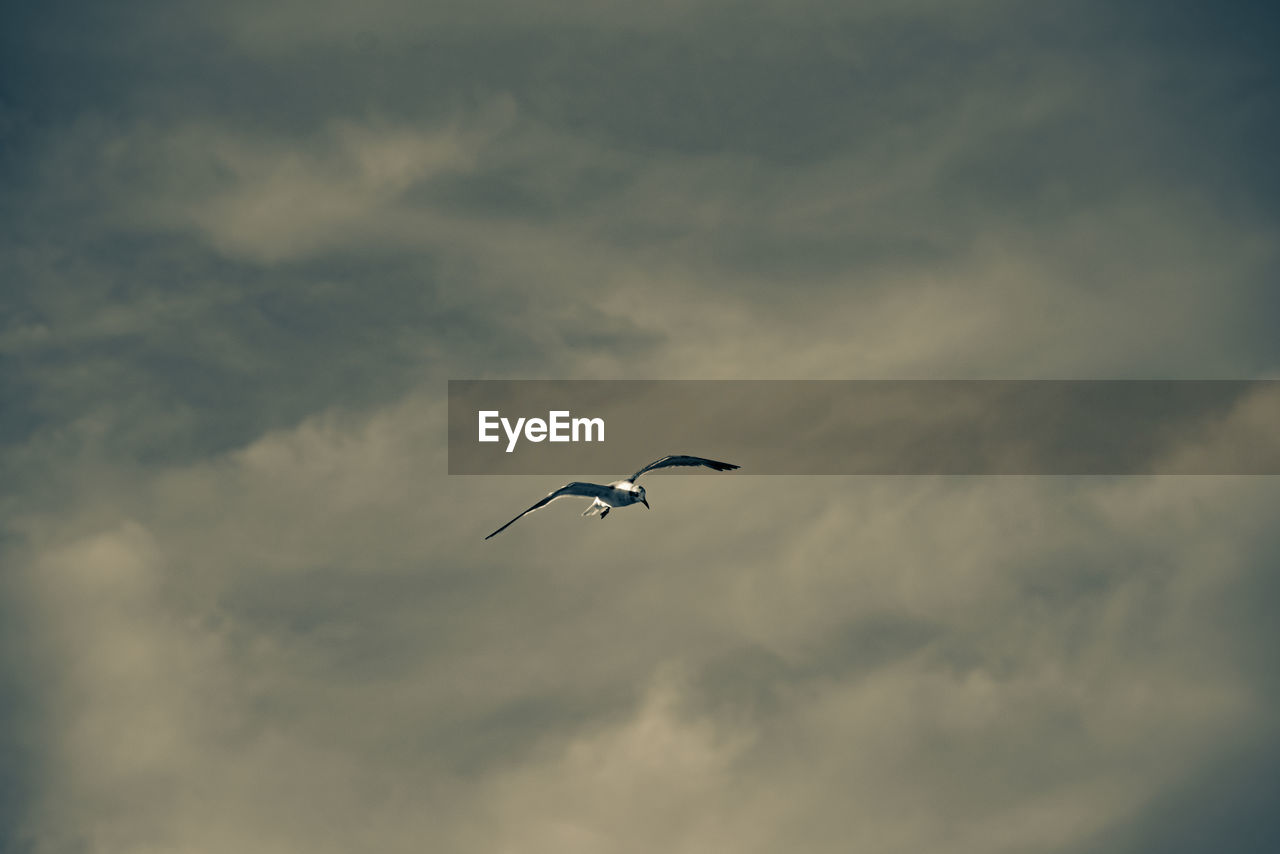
[
  {"left": 485, "top": 482, "right": 614, "bottom": 539},
  {"left": 630, "top": 455, "right": 740, "bottom": 482}
]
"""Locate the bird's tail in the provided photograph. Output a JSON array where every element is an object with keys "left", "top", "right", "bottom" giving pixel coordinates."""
[{"left": 582, "top": 500, "right": 605, "bottom": 517}]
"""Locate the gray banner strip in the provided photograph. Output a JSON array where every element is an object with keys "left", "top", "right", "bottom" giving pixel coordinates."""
[{"left": 448, "top": 380, "right": 1280, "bottom": 475}]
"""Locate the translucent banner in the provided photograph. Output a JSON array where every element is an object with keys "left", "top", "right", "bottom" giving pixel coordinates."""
[{"left": 448, "top": 380, "right": 1280, "bottom": 475}]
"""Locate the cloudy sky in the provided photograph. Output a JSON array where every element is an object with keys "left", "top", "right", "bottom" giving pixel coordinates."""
[{"left": 3, "top": 1, "right": 1279, "bottom": 851}]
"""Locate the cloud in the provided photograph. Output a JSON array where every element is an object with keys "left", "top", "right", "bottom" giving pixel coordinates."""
[
  {"left": 3, "top": 1, "right": 1279, "bottom": 851},
  {"left": 7, "top": 387, "right": 1277, "bottom": 852}
]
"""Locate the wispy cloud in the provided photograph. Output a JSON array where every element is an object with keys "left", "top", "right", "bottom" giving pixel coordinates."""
[{"left": 3, "top": 0, "right": 1278, "bottom": 851}]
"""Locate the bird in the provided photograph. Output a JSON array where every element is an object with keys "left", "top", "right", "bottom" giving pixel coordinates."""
[{"left": 484, "top": 455, "right": 740, "bottom": 539}]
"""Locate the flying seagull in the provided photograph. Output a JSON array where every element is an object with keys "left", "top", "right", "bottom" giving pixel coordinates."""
[{"left": 484, "top": 455, "right": 740, "bottom": 539}]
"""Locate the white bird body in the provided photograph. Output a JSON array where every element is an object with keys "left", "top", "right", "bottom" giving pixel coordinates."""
[
  {"left": 607, "top": 482, "right": 641, "bottom": 503},
  {"left": 484, "top": 455, "right": 739, "bottom": 539}
]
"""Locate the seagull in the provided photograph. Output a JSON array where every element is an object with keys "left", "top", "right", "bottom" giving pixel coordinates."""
[{"left": 484, "top": 455, "right": 740, "bottom": 539}]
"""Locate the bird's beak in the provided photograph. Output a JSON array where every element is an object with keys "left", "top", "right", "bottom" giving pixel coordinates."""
[{"left": 641, "top": 498, "right": 650, "bottom": 509}]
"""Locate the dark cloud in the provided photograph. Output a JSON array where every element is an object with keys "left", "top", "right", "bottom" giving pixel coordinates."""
[{"left": 2, "top": 0, "right": 1278, "bottom": 851}]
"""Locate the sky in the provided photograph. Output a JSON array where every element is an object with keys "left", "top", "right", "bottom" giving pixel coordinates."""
[{"left": 2, "top": 1, "right": 1279, "bottom": 852}]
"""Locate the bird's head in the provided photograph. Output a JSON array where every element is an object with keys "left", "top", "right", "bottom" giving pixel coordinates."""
[{"left": 635, "top": 484, "right": 649, "bottom": 508}]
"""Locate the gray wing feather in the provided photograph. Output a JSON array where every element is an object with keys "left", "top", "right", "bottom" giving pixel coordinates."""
[
  {"left": 630, "top": 455, "right": 740, "bottom": 482},
  {"left": 485, "top": 482, "right": 613, "bottom": 539}
]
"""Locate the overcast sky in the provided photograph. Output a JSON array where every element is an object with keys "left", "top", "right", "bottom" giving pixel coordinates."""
[{"left": 3, "top": 2, "right": 1279, "bottom": 852}]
